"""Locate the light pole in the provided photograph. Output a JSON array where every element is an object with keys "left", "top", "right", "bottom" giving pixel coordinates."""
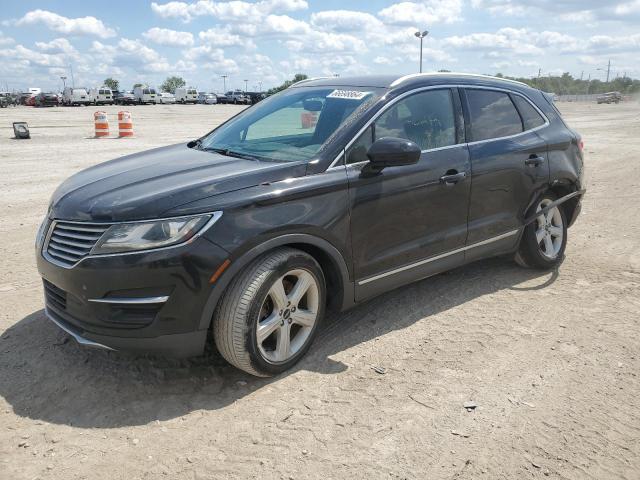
[
  {"left": 244, "top": 79, "right": 248, "bottom": 92},
  {"left": 414, "top": 30, "right": 429, "bottom": 73},
  {"left": 60, "top": 76, "right": 67, "bottom": 90},
  {"left": 221, "top": 75, "right": 228, "bottom": 93}
]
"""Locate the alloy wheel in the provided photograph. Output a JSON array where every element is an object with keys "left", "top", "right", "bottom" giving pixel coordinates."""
[
  {"left": 535, "top": 199, "right": 564, "bottom": 259},
  {"left": 256, "top": 269, "right": 319, "bottom": 364}
]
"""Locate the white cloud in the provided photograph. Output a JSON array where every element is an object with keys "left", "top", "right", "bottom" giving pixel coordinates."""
[
  {"left": 183, "top": 45, "right": 239, "bottom": 73},
  {"left": 15, "top": 9, "right": 116, "bottom": 38},
  {"left": 198, "top": 28, "right": 256, "bottom": 48},
  {"left": 378, "top": 0, "right": 463, "bottom": 26},
  {"left": 143, "top": 27, "right": 194, "bottom": 47},
  {"left": 35, "top": 38, "right": 79, "bottom": 55},
  {"left": 151, "top": 0, "right": 308, "bottom": 22},
  {"left": 310, "top": 10, "right": 384, "bottom": 32},
  {"left": 0, "top": 30, "right": 14, "bottom": 46}
]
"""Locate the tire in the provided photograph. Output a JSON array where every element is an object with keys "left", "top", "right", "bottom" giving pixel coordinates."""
[
  {"left": 515, "top": 193, "right": 568, "bottom": 269},
  {"left": 213, "top": 248, "right": 326, "bottom": 377}
]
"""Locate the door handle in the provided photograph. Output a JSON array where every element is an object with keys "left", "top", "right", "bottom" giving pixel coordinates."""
[
  {"left": 440, "top": 171, "right": 466, "bottom": 186},
  {"left": 525, "top": 155, "right": 545, "bottom": 167}
]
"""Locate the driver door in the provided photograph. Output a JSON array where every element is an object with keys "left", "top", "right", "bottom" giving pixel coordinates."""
[{"left": 346, "top": 88, "right": 471, "bottom": 300}]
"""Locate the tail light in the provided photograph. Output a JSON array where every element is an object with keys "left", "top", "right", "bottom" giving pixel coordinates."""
[{"left": 578, "top": 139, "right": 584, "bottom": 151}]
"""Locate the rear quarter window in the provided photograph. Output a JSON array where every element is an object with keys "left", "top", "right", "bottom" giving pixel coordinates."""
[
  {"left": 512, "top": 95, "right": 546, "bottom": 130},
  {"left": 466, "top": 89, "right": 523, "bottom": 141}
]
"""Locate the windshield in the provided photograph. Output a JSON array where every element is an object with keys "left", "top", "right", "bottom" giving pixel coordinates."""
[{"left": 199, "top": 86, "right": 381, "bottom": 162}]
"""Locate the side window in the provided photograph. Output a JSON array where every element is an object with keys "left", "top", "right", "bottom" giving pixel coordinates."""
[
  {"left": 512, "top": 95, "right": 546, "bottom": 130},
  {"left": 374, "top": 89, "right": 456, "bottom": 150},
  {"left": 346, "top": 125, "right": 374, "bottom": 164},
  {"left": 466, "top": 89, "right": 523, "bottom": 141}
]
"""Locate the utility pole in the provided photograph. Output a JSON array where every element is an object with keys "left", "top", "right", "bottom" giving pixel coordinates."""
[
  {"left": 537, "top": 68, "right": 542, "bottom": 78},
  {"left": 414, "top": 30, "right": 429, "bottom": 73},
  {"left": 70, "top": 65, "right": 75, "bottom": 88},
  {"left": 221, "top": 75, "right": 228, "bottom": 93},
  {"left": 606, "top": 59, "right": 611, "bottom": 83},
  {"left": 580, "top": 71, "right": 584, "bottom": 81},
  {"left": 244, "top": 79, "right": 248, "bottom": 92}
]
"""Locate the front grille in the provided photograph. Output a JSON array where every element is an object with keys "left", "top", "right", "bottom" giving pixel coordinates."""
[
  {"left": 45, "top": 221, "right": 111, "bottom": 267},
  {"left": 44, "top": 280, "right": 67, "bottom": 311}
]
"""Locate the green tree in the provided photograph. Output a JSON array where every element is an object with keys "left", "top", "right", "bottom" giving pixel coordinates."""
[
  {"left": 133, "top": 83, "right": 143, "bottom": 89},
  {"left": 103, "top": 78, "right": 119, "bottom": 91},
  {"left": 266, "top": 74, "right": 309, "bottom": 95},
  {"left": 161, "top": 76, "right": 186, "bottom": 94}
]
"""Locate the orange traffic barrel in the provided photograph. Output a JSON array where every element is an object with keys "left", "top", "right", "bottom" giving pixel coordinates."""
[
  {"left": 94, "top": 111, "right": 109, "bottom": 137},
  {"left": 118, "top": 111, "right": 133, "bottom": 137},
  {"left": 300, "top": 111, "right": 317, "bottom": 129}
]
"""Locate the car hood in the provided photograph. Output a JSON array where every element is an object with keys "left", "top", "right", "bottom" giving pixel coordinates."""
[{"left": 49, "top": 143, "right": 306, "bottom": 222}]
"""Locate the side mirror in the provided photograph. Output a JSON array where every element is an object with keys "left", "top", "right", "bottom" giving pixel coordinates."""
[{"left": 366, "top": 137, "right": 421, "bottom": 171}]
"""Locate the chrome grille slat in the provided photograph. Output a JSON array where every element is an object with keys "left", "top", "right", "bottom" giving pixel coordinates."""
[
  {"left": 45, "top": 220, "right": 114, "bottom": 267},
  {"left": 48, "top": 242, "right": 89, "bottom": 256},
  {"left": 52, "top": 230, "right": 104, "bottom": 241},
  {"left": 56, "top": 223, "right": 110, "bottom": 233},
  {"left": 50, "top": 236, "right": 95, "bottom": 249},
  {"left": 47, "top": 249, "right": 80, "bottom": 263}
]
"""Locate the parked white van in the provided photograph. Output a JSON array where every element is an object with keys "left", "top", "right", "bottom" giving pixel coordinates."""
[
  {"left": 133, "top": 86, "right": 158, "bottom": 104},
  {"left": 175, "top": 87, "right": 198, "bottom": 104},
  {"left": 90, "top": 87, "right": 113, "bottom": 105},
  {"left": 62, "top": 87, "right": 91, "bottom": 106}
]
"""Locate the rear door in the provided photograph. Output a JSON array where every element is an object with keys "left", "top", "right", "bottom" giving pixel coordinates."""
[
  {"left": 347, "top": 87, "right": 471, "bottom": 299},
  {"left": 461, "top": 87, "right": 549, "bottom": 260}
]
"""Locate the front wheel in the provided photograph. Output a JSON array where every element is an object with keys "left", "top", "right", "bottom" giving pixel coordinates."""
[
  {"left": 515, "top": 194, "right": 568, "bottom": 269},
  {"left": 213, "top": 248, "right": 325, "bottom": 377}
]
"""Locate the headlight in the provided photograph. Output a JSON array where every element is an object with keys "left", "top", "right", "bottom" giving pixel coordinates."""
[{"left": 91, "top": 213, "right": 220, "bottom": 255}]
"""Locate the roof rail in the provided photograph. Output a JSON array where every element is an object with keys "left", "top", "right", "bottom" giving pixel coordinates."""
[
  {"left": 289, "top": 77, "right": 330, "bottom": 88},
  {"left": 390, "top": 72, "right": 530, "bottom": 88}
]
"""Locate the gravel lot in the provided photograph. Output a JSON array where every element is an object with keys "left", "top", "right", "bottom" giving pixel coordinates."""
[{"left": 1, "top": 101, "right": 639, "bottom": 480}]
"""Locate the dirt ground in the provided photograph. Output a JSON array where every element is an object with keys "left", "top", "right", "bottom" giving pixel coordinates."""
[{"left": 0, "top": 101, "right": 639, "bottom": 480}]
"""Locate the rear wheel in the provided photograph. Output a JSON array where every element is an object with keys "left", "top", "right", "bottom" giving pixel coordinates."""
[
  {"left": 515, "top": 194, "right": 568, "bottom": 269},
  {"left": 213, "top": 248, "right": 325, "bottom": 377}
]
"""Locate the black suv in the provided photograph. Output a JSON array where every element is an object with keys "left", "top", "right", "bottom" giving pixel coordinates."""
[{"left": 36, "top": 74, "right": 585, "bottom": 376}]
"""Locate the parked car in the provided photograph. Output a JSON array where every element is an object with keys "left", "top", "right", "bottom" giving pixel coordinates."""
[
  {"left": 0, "top": 92, "right": 12, "bottom": 108},
  {"left": 197, "top": 93, "right": 217, "bottom": 105},
  {"left": 35, "top": 92, "right": 59, "bottom": 107},
  {"left": 133, "top": 86, "right": 158, "bottom": 104},
  {"left": 245, "top": 91, "right": 267, "bottom": 104},
  {"left": 226, "top": 90, "right": 250, "bottom": 104},
  {"left": 114, "top": 91, "right": 137, "bottom": 105},
  {"left": 36, "top": 73, "right": 585, "bottom": 377},
  {"left": 62, "top": 87, "right": 91, "bottom": 106},
  {"left": 596, "top": 91, "right": 622, "bottom": 104},
  {"left": 175, "top": 87, "right": 198, "bottom": 104},
  {"left": 90, "top": 87, "right": 114, "bottom": 105},
  {"left": 158, "top": 92, "right": 176, "bottom": 104},
  {"left": 214, "top": 93, "right": 229, "bottom": 104},
  {"left": 24, "top": 94, "right": 37, "bottom": 107}
]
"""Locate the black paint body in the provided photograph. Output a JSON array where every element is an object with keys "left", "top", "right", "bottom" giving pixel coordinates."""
[{"left": 37, "top": 74, "right": 585, "bottom": 356}]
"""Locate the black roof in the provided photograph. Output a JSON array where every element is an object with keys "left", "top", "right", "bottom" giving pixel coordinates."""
[{"left": 293, "top": 73, "right": 535, "bottom": 93}]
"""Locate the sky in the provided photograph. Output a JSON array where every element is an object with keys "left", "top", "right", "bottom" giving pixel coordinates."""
[{"left": 0, "top": 0, "right": 639, "bottom": 92}]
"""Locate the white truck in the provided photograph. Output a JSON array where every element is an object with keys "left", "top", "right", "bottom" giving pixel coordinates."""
[
  {"left": 175, "top": 87, "right": 198, "bottom": 104},
  {"left": 62, "top": 87, "right": 91, "bottom": 106},
  {"left": 133, "top": 86, "right": 158, "bottom": 104},
  {"left": 90, "top": 87, "right": 114, "bottom": 105}
]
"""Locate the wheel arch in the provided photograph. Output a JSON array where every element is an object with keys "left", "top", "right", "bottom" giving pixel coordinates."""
[{"left": 198, "top": 234, "right": 354, "bottom": 331}]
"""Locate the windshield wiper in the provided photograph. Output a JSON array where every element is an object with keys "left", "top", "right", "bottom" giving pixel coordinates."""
[{"left": 204, "top": 147, "right": 263, "bottom": 161}]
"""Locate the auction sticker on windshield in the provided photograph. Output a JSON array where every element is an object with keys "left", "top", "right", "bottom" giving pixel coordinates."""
[{"left": 327, "top": 90, "right": 371, "bottom": 100}]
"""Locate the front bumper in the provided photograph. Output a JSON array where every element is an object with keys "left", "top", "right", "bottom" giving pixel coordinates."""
[{"left": 37, "top": 235, "right": 229, "bottom": 357}]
